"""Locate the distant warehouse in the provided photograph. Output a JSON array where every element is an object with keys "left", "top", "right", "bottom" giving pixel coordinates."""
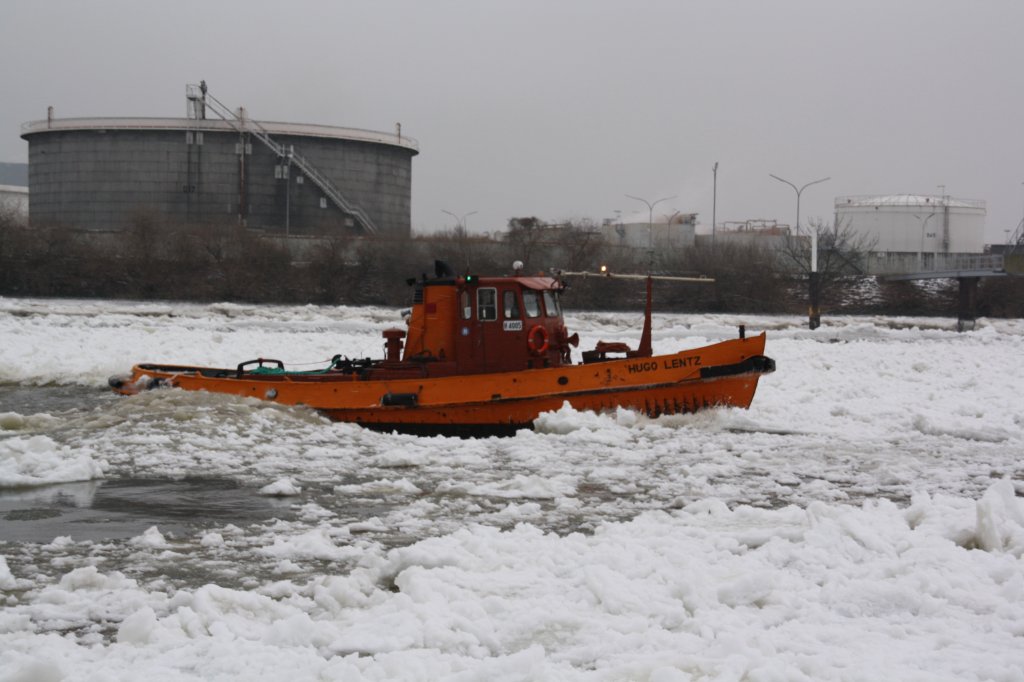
[{"left": 20, "top": 85, "right": 418, "bottom": 237}]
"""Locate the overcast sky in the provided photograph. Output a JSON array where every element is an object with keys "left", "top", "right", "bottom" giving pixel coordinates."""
[{"left": 2, "top": 0, "right": 1022, "bottom": 243}]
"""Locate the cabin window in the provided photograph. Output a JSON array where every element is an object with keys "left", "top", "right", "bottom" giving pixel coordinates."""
[
  {"left": 543, "top": 291, "right": 561, "bottom": 317},
  {"left": 503, "top": 290, "right": 521, "bottom": 319},
  {"left": 460, "top": 291, "right": 471, "bottom": 320},
  {"left": 477, "top": 288, "right": 498, "bottom": 321},
  {"left": 522, "top": 290, "right": 541, "bottom": 318}
]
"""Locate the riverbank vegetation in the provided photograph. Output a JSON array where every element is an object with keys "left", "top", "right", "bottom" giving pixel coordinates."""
[{"left": 2, "top": 210, "right": 1021, "bottom": 317}]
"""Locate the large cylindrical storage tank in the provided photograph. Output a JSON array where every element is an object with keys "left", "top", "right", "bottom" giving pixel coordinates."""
[
  {"left": 835, "top": 194, "right": 986, "bottom": 254},
  {"left": 20, "top": 117, "right": 418, "bottom": 237}
]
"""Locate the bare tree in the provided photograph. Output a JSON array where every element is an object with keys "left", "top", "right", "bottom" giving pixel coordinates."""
[
  {"left": 503, "top": 216, "right": 548, "bottom": 270},
  {"left": 777, "top": 217, "right": 876, "bottom": 325},
  {"left": 657, "top": 241, "right": 787, "bottom": 313},
  {"left": 551, "top": 218, "right": 604, "bottom": 272}
]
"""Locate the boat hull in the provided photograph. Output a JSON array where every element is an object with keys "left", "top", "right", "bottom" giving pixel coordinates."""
[{"left": 112, "top": 333, "right": 773, "bottom": 436}]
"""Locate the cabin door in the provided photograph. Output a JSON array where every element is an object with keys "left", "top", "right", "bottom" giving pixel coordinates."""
[
  {"left": 454, "top": 286, "right": 489, "bottom": 372},
  {"left": 480, "top": 287, "right": 526, "bottom": 373},
  {"left": 483, "top": 287, "right": 530, "bottom": 372},
  {"left": 455, "top": 286, "right": 527, "bottom": 373}
]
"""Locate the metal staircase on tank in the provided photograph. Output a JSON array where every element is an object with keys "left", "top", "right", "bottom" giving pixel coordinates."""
[
  {"left": 186, "top": 83, "right": 378, "bottom": 234},
  {"left": 1003, "top": 216, "right": 1024, "bottom": 275},
  {"left": 1008, "top": 216, "right": 1024, "bottom": 256}
]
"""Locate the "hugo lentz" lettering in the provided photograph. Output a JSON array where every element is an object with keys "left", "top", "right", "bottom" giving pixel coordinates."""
[{"left": 626, "top": 356, "right": 701, "bottom": 374}]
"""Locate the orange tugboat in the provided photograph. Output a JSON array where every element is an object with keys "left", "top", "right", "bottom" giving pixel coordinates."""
[{"left": 110, "top": 262, "right": 775, "bottom": 436}]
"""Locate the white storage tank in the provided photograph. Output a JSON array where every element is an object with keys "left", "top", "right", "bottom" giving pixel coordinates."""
[{"left": 835, "top": 194, "right": 986, "bottom": 254}]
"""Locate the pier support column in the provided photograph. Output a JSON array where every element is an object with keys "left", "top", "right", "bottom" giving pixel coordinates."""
[
  {"left": 808, "top": 271, "right": 821, "bottom": 330},
  {"left": 956, "top": 276, "right": 979, "bottom": 332}
]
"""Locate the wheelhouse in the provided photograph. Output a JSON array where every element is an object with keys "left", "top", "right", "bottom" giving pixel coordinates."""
[{"left": 402, "top": 274, "right": 577, "bottom": 375}]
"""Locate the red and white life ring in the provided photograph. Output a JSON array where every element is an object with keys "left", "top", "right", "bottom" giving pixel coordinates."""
[{"left": 527, "top": 325, "right": 550, "bottom": 355}]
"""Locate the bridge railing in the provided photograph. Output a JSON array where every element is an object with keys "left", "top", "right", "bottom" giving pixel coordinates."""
[{"left": 866, "top": 252, "right": 1005, "bottom": 277}]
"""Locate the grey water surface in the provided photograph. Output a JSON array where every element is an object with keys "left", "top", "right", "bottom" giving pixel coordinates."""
[{"left": 0, "top": 478, "right": 294, "bottom": 544}]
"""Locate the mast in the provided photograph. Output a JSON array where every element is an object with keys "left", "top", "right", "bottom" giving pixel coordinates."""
[
  {"left": 557, "top": 268, "right": 713, "bottom": 360},
  {"left": 637, "top": 275, "right": 653, "bottom": 358}
]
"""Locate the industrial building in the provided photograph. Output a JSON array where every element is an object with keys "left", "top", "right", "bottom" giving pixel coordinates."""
[
  {"left": 702, "top": 220, "right": 792, "bottom": 250},
  {"left": 600, "top": 213, "right": 697, "bottom": 250},
  {"left": 20, "top": 84, "right": 418, "bottom": 237}
]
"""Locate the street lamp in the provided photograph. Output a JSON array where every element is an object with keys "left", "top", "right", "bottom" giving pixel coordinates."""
[
  {"left": 769, "top": 174, "right": 830, "bottom": 268},
  {"left": 662, "top": 210, "right": 681, "bottom": 248},
  {"left": 913, "top": 212, "right": 936, "bottom": 270},
  {"left": 442, "top": 209, "right": 478, "bottom": 233},
  {"left": 712, "top": 162, "right": 719, "bottom": 248},
  {"left": 626, "top": 193, "right": 676, "bottom": 269},
  {"left": 769, "top": 174, "right": 830, "bottom": 329}
]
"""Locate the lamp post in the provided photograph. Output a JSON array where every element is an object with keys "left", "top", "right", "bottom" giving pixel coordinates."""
[
  {"left": 770, "top": 175, "right": 827, "bottom": 249},
  {"left": 712, "top": 162, "right": 719, "bottom": 248},
  {"left": 626, "top": 193, "right": 676, "bottom": 270},
  {"left": 936, "top": 185, "right": 951, "bottom": 255},
  {"left": 913, "top": 212, "right": 936, "bottom": 270},
  {"left": 442, "top": 209, "right": 478, "bottom": 233},
  {"left": 769, "top": 174, "right": 830, "bottom": 329},
  {"left": 662, "top": 210, "right": 681, "bottom": 248}
]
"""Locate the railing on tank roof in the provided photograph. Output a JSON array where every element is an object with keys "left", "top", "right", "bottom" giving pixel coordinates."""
[
  {"left": 20, "top": 117, "right": 418, "bottom": 151},
  {"left": 835, "top": 195, "right": 986, "bottom": 210}
]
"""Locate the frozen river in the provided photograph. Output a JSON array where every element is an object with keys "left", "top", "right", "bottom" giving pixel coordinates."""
[{"left": 1, "top": 297, "right": 1023, "bottom": 680}]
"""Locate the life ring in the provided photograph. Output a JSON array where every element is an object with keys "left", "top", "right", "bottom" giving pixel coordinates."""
[{"left": 527, "top": 325, "right": 549, "bottom": 355}]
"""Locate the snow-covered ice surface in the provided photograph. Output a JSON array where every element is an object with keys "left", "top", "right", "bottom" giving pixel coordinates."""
[{"left": 1, "top": 297, "right": 1023, "bottom": 680}]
